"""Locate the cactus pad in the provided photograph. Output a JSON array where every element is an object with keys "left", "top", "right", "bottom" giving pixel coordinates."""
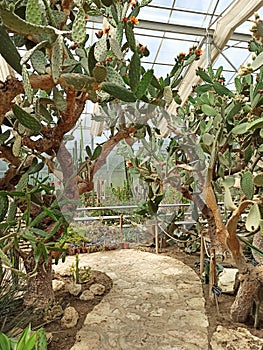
[{"left": 72, "top": 6, "right": 87, "bottom": 44}]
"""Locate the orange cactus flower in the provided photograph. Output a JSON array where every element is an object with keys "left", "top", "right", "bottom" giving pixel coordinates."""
[
  {"left": 195, "top": 49, "right": 202, "bottom": 56},
  {"left": 130, "top": 16, "right": 139, "bottom": 25},
  {"left": 123, "top": 16, "right": 128, "bottom": 23},
  {"left": 178, "top": 52, "right": 186, "bottom": 57},
  {"left": 130, "top": 0, "right": 137, "bottom": 5},
  {"left": 103, "top": 26, "right": 110, "bottom": 34}
]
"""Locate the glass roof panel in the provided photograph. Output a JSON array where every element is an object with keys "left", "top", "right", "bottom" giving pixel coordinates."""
[
  {"left": 138, "top": 6, "right": 171, "bottom": 22},
  {"left": 151, "top": 0, "right": 174, "bottom": 6},
  {"left": 174, "top": 0, "right": 214, "bottom": 12},
  {"left": 135, "top": 35, "right": 163, "bottom": 63},
  {"left": 156, "top": 39, "right": 196, "bottom": 64},
  {"left": 135, "top": 0, "right": 262, "bottom": 89},
  {"left": 170, "top": 11, "right": 211, "bottom": 28}
]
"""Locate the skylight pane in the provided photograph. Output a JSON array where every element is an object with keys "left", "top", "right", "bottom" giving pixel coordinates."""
[
  {"left": 156, "top": 39, "right": 193, "bottom": 64},
  {"left": 139, "top": 6, "right": 170, "bottom": 22},
  {"left": 151, "top": 0, "right": 174, "bottom": 7},
  {"left": 135, "top": 35, "right": 163, "bottom": 62},
  {"left": 170, "top": 11, "right": 210, "bottom": 27},
  {"left": 174, "top": 0, "right": 214, "bottom": 12}
]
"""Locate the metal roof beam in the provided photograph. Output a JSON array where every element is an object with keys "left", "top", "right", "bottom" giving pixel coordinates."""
[
  {"left": 89, "top": 16, "right": 251, "bottom": 42},
  {"left": 167, "top": 0, "right": 263, "bottom": 112}
]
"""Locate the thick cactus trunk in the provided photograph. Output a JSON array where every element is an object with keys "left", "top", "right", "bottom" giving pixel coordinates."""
[
  {"left": 230, "top": 265, "right": 263, "bottom": 323},
  {"left": 23, "top": 253, "right": 54, "bottom": 310}
]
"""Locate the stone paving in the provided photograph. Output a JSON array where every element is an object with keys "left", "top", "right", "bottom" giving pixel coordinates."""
[{"left": 54, "top": 249, "right": 209, "bottom": 350}]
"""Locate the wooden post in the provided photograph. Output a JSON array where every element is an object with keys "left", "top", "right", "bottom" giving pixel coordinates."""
[
  {"left": 155, "top": 215, "right": 159, "bottom": 254},
  {"left": 209, "top": 248, "right": 217, "bottom": 301},
  {"left": 200, "top": 230, "right": 205, "bottom": 276},
  {"left": 120, "top": 214, "right": 123, "bottom": 238}
]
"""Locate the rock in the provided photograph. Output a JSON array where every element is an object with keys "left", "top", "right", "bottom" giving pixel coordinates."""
[
  {"left": 89, "top": 283, "right": 105, "bottom": 296},
  {"left": 52, "top": 279, "right": 65, "bottom": 292},
  {"left": 80, "top": 290, "right": 95, "bottom": 301},
  {"left": 61, "top": 306, "right": 79, "bottom": 329},
  {"left": 210, "top": 325, "right": 263, "bottom": 350},
  {"left": 45, "top": 332, "right": 53, "bottom": 343},
  {"left": 218, "top": 268, "right": 239, "bottom": 294},
  {"left": 68, "top": 283, "right": 82, "bottom": 296}
]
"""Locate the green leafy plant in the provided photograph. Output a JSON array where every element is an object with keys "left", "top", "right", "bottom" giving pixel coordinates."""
[{"left": 0, "top": 324, "right": 47, "bottom": 350}]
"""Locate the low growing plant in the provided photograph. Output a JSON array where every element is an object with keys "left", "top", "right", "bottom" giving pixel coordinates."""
[{"left": 0, "top": 324, "right": 47, "bottom": 350}]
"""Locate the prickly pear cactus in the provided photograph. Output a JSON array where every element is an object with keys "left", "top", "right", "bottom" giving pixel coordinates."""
[
  {"left": 93, "top": 65, "right": 107, "bottom": 83},
  {"left": 0, "top": 195, "right": 9, "bottom": 222},
  {"left": 51, "top": 35, "right": 64, "bottom": 83},
  {"left": 241, "top": 170, "right": 254, "bottom": 200},
  {"left": 31, "top": 50, "right": 47, "bottom": 74},
  {"left": 26, "top": 0, "right": 42, "bottom": 25},
  {"left": 72, "top": 6, "right": 87, "bottom": 44}
]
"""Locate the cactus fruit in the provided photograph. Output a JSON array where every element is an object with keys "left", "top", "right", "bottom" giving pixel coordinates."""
[
  {"left": 72, "top": 6, "right": 87, "bottom": 44},
  {"left": 12, "top": 105, "right": 42, "bottom": 133},
  {"left": 93, "top": 65, "right": 107, "bottom": 83},
  {"left": 101, "top": 82, "right": 136, "bottom": 102},
  {"left": 241, "top": 170, "right": 254, "bottom": 200},
  {"left": 26, "top": 0, "right": 42, "bottom": 25},
  {"left": 51, "top": 35, "right": 64, "bottom": 83}
]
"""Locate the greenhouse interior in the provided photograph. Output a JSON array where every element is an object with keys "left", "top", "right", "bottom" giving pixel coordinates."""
[{"left": 1, "top": 0, "right": 263, "bottom": 349}]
